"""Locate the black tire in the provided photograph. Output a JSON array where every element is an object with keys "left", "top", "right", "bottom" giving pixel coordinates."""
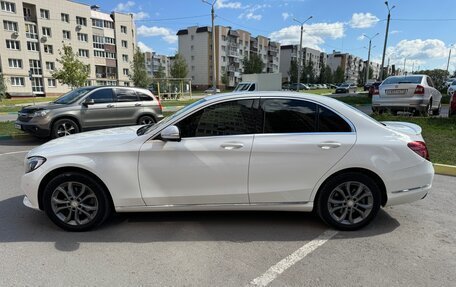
[
  {"left": 52, "top": 118, "right": 80, "bottom": 139},
  {"left": 420, "top": 100, "right": 433, "bottom": 117},
  {"left": 137, "top": 115, "right": 156, "bottom": 125},
  {"left": 317, "top": 172, "right": 381, "bottom": 231},
  {"left": 432, "top": 102, "right": 441, "bottom": 116},
  {"left": 43, "top": 172, "right": 111, "bottom": 232}
]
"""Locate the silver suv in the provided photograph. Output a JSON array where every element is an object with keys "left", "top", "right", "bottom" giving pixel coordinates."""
[{"left": 15, "top": 86, "right": 164, "bottom": 138}]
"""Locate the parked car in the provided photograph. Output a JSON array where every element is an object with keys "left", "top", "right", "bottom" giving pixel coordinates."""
[
  {"left": 22, "top": 91, "right": 433, "bottom": 232},
  {"left": 446, "top": 80, "right": 456, "bottom": 96},
  {"left": 368, "top": 81, "right": 383, "bottom": 98},
  {"left": 15, "top": 86, "right": 164, "bottom": 139},
  {"left": 372, "top": 75, "right": 442, "bottom": 116},
  {"left": 364, "top": 80, "right": 376, "bottom": 91},
  {"left": 449, "top": 91, "right": 456, "bottom": 117},
  {"left": 335, "top": 83, "right": 357, "bottom": 94},
  {"left": 204, "top": 88, "right": 221, "bottom": 94},
  {"left": 290, "top": 83, "right": 310, "bottom": 91},
  {"left": 444, "top": 78, "right": 456, "bottom": 88},
  {"left": 282, "top": 83, "right": 291, "bottom": 90}
]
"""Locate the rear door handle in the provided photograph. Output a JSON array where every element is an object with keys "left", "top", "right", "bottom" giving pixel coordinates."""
[
  {"left": 220, "top": 143, "right": 244, "bottom": 150},
  {"left": 318, "top": 142, "right": 341, "bottom": 150},
  {"left": 107, "top": 104, "right": 115, "bottom": 108},
  {"left": 135, "top": 103, "right": 142, "bottom": 107}
]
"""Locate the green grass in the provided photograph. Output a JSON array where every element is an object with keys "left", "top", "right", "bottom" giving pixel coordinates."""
[
  {"left": 373, "top": 115, "right": 456, "bottom": 165},
  {"left": 0, "top": 106, "right": 21, "bottom": 113},
  {"left": 304, "top": 89, "right": 333, "bottom": 95},
  {"left": 0, "top": 121, "right": 25, "bottom": 136},
  {"left": 334, "top": 95, "right": 371, "bottom": 105},
  {"left": 0, "top": 97, "right": 57, "bottom": 106}
]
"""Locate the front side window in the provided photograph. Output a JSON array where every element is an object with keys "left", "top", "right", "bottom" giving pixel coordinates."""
[
  {"left": 176, "top": 99, "right": 261, "bottom": 138},
  {"left": 262, "top": 99, "right": 317, "bottom": 133},
  {"left": 87, "top": 89, "right": 114, "bottom": 103},
  {"left": 115, "top": 89, "right": 138, "bottom": 102}
]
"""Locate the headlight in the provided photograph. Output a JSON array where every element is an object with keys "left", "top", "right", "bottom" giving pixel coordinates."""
[
  {"left": 25, "top": 156, "right": 46, "bottom": 173},
  {"left": 32, "top": 110, "right": 50, "bottom": 117}
]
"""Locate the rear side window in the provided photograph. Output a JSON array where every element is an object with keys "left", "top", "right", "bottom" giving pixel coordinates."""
[
  {"left": 138, "top": 91, "right": 154, "bottom": 101},
  {"left": 87, "top": 89, "right": 114, "bottom": 103},
  {"left": 262, "top": 99, "right": 317, "bottom": 133},
  {"left": 116, "top": 89, "right": 139, "bottom": 102},
  {"left": 426, "top": 77, "right": 434, "bottom": 87},
  {"left": 318, "top": 106, "right": 352, "bottom": 132}
]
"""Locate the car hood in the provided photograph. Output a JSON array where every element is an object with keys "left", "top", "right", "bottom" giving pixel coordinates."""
[
  {"left": 20, "top": 102, "right": 68, "bottom": 113},
  {"left": 28, "top": 126, "right": 142, "bottom": 157}
]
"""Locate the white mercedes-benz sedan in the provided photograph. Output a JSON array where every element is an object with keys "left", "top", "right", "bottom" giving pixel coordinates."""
[{"left": 21, "top": 92, "right": 434, "bottom": 231}]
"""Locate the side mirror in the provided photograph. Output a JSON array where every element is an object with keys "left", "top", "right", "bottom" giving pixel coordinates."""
[
  {"left": 83, "top": 98, "right": 95, "bottom": 106},
  {"left": 160, "top": 125, "right": 181, "bottom": 142}
]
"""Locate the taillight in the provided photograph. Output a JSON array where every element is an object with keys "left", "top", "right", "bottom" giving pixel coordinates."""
[
  {"left": 156, "top": 98, "right": 163, "bottom": 111},
  {"left": 414, "top": 85, "right": 425, "bottom": 95},
  {"left": 373, "top": 88, "right": 379, "bottom": 95},
  {"left": 407, "top": 141, "right": 430, "bottom": 161}
]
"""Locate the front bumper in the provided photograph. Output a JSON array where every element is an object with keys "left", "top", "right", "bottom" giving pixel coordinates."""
[{"left": 15, "top": 119, "right": 51, "bottom": 137}]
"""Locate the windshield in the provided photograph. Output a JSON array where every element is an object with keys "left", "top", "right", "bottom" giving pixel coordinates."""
[
  {"left": 383, "top": 76, "right": 423, "bottom": 85},
  {"left": 340, "top": 84, "right": 349, "bottom": 87},
  {"left": 452, "top": 80, "right": 456, "bottom": 85},
  {"left": 53, "top": 87, "right": 97, "bottom": 104},
  {"left": 137, "top": 98, "right": 207, "bottom": 136}
]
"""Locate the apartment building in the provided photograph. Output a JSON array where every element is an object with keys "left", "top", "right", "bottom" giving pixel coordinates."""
[
  {"left": 279, "top": 45, "right": 327, "bottom": 82},
  {"left": 144, "top": 51, "right": 170, "bottom": 78},
  {"left": 0, "top": 0, "right": 136, "bottom": 97},
  {"left": 327, "top": 51, "right": 366, "bottom": 84},
  {"left": 177, "top": 25, "right": 280, "bottom": 88}
]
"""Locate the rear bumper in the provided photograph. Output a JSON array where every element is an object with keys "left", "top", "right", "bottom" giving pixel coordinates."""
[{"left": 372, "top": 96, "right": 429, "bottom": 111}]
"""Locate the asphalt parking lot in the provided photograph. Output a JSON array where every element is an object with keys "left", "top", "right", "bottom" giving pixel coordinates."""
[{"left": 0, "top": 138, "right": 455, "bottom": 286}]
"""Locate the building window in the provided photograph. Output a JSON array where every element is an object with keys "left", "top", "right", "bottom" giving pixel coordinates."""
[
  {"left": 105, "top": 37, "right": 115, "bottom": 45},
  {"left": 25, "top": 24, "right": 38, "bottom": 39},
  {"left": 121, "top": 40, "right": 127, "bottom": 48},
  {"left": 45, "top": 61, "right": 55, "bottom": 70},
  {"left": 93, "top": 35, "right": 104, "bottom": 49},
  {"left": 43, "top": 44, "right": 53, "bottom": 54},
  {"left": 61, "top": 13, "right": 69, "bottom": 23},
  {"left": 191, "top": 55, "right": 194, "bottom": 61},
  {"left": 191, "top": 45, "right": 194, "bottom": 50},
  {"left": 11, "top": 77, "right": 25, "bottom": 86},
  {"left": 29, "top": 60, "right": 42, "bottom": 75},
  {"left": 121, "top": 26, "right": 127, "bottom": 33},
  {"left": 122, "top": 54, "right": 128, "bottom": 62},
  {"left": 1, "top": 1, "right": 15, "bottom": 13},
  {"left": 8, "top": 59, "right": 22, "bottom": 68},
  {"left": 3, "top": 20, "right": 18, "bottom": 32},
  {"left": 27, "top": 41, "right": 39, "bottom": 51},
  {"left": 76, "top": 16, "right": 87, "bottom": 26},
  {"left": 123, "top": 68, "right": 129, "bottom": 76},
  {"left": 31, "top": 78, "right": 44, "bottom": 93},
  {"left": 104, "top": 21, "right": 114, "bottom": 29},
  {"left": 77, "top": 33, "right": 88, "bottom": 42},
  {"left": 63, "top": 30, "right": 71, "bottom": 40},
  {"left": 6, "top": 39, "right": 20, "bottom": 50},
  {"left": 48, "top": 79, "right": 56, "bottom": 87},
  {"left": 92, "top": 18, "right": 103, "bottom": 28},
  {"left": 191, "top": 35, "right": 194, "bottom": 40},
  {"left": 78, "top": 49, "right": 89, "bottom": 57},
  {"left": 42, "top": 27, "right": 51, "bottom": 37},
  {"left": 40, "top": 9, "right": 50, "bottom": 20}
]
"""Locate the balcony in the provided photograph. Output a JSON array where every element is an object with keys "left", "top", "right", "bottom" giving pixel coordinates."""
[{"left": 228, "top": 50, "right": 238, "bottom": 57}]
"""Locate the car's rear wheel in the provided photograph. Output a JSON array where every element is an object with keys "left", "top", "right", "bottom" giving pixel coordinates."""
[
  {"left": 421, "top": 101, "right": 433, "bottom": 117},
  {"left": 432, "top": 102, "right": 441, "bottom": 116},
  {"left": 52, "top": 118, "right": 80, "bottom": 138},
  {"left": 43, "top": 172, "right": 111, "bottom": 232},
  {"left": 138, "top": 115, "right": 156, "bottom": 125},
  {"left": 317, "top": 172, "right": 381, "bottom": 231}
]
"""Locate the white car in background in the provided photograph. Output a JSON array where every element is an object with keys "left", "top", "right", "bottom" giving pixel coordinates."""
[
  {"left": 447, "top": 79, "right": 456, "bottom": 96},
  {"left": 21, "top": 92, "right": 434, "bottom": 232},
  {"left": 372, "top": 75, "right": 442, "bottom": 116}
]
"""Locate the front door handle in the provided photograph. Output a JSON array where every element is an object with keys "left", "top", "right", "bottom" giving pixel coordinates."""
[
  {"left": 221, "top": 143, "right": 244, "bottom": 150},
  {"left": 318, "top": 142, "right": 341, "bottom": 150},
  {"left": 107, "top": 104, "right": 115, "bottom": 108}
]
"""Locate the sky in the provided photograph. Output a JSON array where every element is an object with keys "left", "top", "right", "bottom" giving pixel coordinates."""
[{"left": 80, "top": 0, "right": 456, "bottom": 73}]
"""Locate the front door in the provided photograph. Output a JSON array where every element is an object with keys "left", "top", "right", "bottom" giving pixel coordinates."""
[
  {"left": 138, "top": 99, "right": 261, "bottom": 206},
  {"left": 81, "top": 88, "right": 117, "bottom": 129}
]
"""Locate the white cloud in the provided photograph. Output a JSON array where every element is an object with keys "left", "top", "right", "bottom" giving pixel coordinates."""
[
  {"left": 137, "top": 25, "right": 178, "bottom": 44},
  {"left": 349, "top": 13, "right": 379, "bottom": 29},
  {"left": 390, "top": 30, "right": 401, "bottom": 35},
  {"left": 215, "top": 0, "right": 242, "bottom": 9},
  {"left": 282, "top": 12, "right": 290, "bottom": 21},
  {"left": 357, "top": 34, "right": 365, "bottom": 41},
  {"left": 269, "top": 22, "right": 345, "bottom": 51},
  {"left": 132, "top": 11, "right": 149, "bottom": 20},
  {"left": 114, "top": 1, "right": 135, "bottom": 12},
  {"left": 238, "top": 4, "right": 270, "bottom": 21},
  {"left": 137, "top": 41, "right": 153, "bottom": 53}
]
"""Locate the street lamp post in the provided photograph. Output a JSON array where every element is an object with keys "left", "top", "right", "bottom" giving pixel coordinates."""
[
  {"left": 202, "top": 0, "right": 217, "bottom": 94},
  {"left": 363, "top": 33, "right": 379, "bottom": 84},
  {"left": 446, "top": 44, "right": 454, "bottom": 77},
  {"left": 293, "top": 16, "right": 313, "bottom": 92},
  {"left": 380, "top": 1, "right": 395, "bottom": 81}
]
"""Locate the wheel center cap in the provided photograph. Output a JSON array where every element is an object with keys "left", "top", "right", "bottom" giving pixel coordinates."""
[
  {"left": 70, "top": 201, "right": 78, "bottom": 208},
  {"left": 347, "top": 200, "right": 354, "bottom": 207}
]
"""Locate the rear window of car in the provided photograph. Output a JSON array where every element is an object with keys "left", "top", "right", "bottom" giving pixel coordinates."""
[
  {"left": 383, "top": 76, "right": 423, "bottom": 85},
  {"left": 452, "top": 80, "right": 456, "bottom": 85}
]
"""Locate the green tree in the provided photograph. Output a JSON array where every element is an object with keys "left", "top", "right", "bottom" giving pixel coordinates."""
[
  {"left": 288, "top": 60, "right": 298, "bottom": 83},
  {"left": 0, "top": 73, "right": 6, "bottom": 102},
  {"left": 333, "top": 66, "right": 345, "bottom": 83},
  {"left": 170, "top": 53, "right": 188, "bottom": 78},
  {"left": 414, "top": 69, "right": 449, "bottom": 91},
  {"left": 242, "top": 54, "right": 264, "bottom": 74},
  {"left": 130, "top": 47, "right": 150, "bottom": 88},
  {"left": 324, "top": 65, "right": 333, "bottom": 84},
  {"left": 301, "top": 60, "right": 315, "bottom": 83},
  {"left": 52, "top": 44, "right": 89, "bottom": 89},
  {"left": 221, "top": 70, "right": 229, "bottom": 87}
]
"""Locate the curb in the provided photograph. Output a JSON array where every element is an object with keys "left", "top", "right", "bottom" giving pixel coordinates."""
[{"left": 434, "top": 164, "right": 456, "bottom": 177}]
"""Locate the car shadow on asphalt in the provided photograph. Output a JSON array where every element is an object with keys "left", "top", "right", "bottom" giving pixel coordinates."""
[
  {"left": 0, "top": 196, "right": 400, "bottom": 252},
  {"left": 0, "top": 138, "right": 47, "bottom": 147}
]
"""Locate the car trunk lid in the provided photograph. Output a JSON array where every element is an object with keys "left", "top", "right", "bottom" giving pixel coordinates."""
[
  {"left": 380, "top": 83, "right": 421, "bottom": 98},
  {"left": 381, "top": 121, "right": 424, "bottom": 141}
]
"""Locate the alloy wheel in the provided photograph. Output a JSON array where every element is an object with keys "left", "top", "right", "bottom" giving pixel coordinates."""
[{"left": 56, "top": 122, "right": 77, "bottom": 137}]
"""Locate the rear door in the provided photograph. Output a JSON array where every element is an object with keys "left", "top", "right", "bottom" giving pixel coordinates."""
[
  {"left": 114, "top": 88, "right": 142, "bottom": 125},
  {"left": 80, "top": 88, "right": 116, "bottom": 129},
  {"left": 248, "top": 98, "right": 356, "bottom": 203}
]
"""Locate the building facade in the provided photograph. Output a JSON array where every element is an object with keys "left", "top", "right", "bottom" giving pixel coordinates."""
[
  {"left": 279, "top": 45, "right": 327, "bottom": 82},
  {"left": 0, "top": 0, "right": 136, "bottom": 97},
  {"left": 144, "top": 51, "right": 170, "bottom": 78},
  {"left": 327, "top": 51, "right": 366, "bottom": 84},
  {"left": 177, "top": 25, "right": 280, "bottom": 88}
]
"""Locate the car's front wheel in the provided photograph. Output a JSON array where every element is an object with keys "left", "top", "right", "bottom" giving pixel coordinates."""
[
  {"left": 43, "top": 172, "right": 111, "bottom": 231},
  {"left": 317, "top": 172, "right": 381, "bottom": 231},
  {"left": 138, "top": 115, "right": 156, "bottom": 125},
  {"left": 52, "top": 118, "right": 80, "bottom": 138}
]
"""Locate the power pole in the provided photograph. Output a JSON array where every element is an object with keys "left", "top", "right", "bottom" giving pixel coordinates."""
[
  {"left": 380, "top": 1, "right": 395, "bottom": 81},
  {"left": 363, "top": 33, "right": 379, "bottom": 84},
  {"left": 446, "top": 45, "right": 453, "bottom": 77},
  {"left": 202, "top": 0, "right": 217, "bottom": 94},
  {"left": 403, "top": 58, "right": 406, "bottom": 74},
  {"left": 293, "top": 16, "right": 313, "bottom": 92}
]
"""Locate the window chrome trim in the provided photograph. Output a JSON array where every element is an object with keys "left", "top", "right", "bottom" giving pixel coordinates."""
[{"left": 391, "top": 184, "right": 430, "bottom": 194}]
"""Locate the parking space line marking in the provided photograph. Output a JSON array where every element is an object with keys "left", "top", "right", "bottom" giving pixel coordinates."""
[
  {"left": 248, "top": 229, "right": 338, "bottom": 287},
  {"left": 0, "top": 150, "right": 29, "bottom": 157}
]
